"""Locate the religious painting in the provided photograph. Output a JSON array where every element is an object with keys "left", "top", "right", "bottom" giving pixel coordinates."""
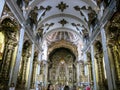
[{"left": 0, "top": 32, "right": 5, "bottom": 60}]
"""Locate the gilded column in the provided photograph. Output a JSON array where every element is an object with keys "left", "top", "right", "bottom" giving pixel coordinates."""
[
  {"left": 30, "top": 53, "right": 38, "bottom": 88},
  {"left": 79, "top": 61, "right": 84, "bottom": 83},
  {"left": 113, "top": 46, "right": 120, "bottom": 81},
  {"left": 95, "top": 53, "right": 105, "bottom": 90},
  {"left": 107, "top": 41, "right": 120, "bottom": 89},
  {"left": 87, "top": 60, "right": 92, "bottom": 85},
  {"left": 22, "top": 50, "right": 30, "bottom": 87},
  {"left": 107, "top": 43, "right": 117, "bottom": 89},
  {"left": 87, "top": 53, "right": 93, "bottom": 84},
  {"left": 2, "top": 31, "right": 17, "bottom": 80},
  {"left": 17, "top": 46, "right": 31, "bottom": 89}
]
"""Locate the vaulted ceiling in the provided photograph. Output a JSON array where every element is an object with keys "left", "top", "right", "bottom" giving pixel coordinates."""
[
  {"left": 16, "top": 0, "right": 101, "bottom": 46},
  {"left": 12, "top": 0, "right": 117, "bottom": 56}
]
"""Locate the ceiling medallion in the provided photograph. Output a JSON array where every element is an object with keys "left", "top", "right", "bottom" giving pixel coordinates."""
[
  {"left": 58, "top": 19, "right": 68, "bottom": 26},
  {"left": 56, "top": 2, "right": 69, "bottom": 12}
]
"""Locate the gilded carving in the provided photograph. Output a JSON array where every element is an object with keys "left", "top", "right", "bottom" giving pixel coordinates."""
[
  {"left": 31, "top": 52, "right": 38, "bottom": 89},
  {"left": 106, "top": 13, "right": 120, "bottom": 88},
  {"left": 48, "top": 40, "right": 78, "bottom": 58},
  {"left": 94, "top": 41, "right": 106, "bottom": 90},
  {"left": 16, "top": 40, "right": 31, "bottom": 89},
  {"left": 0, "top": 17, "right": 18, "bottom": 89},
  {"left": 48, "top": 48, "right": 76, "bottom": 85}
]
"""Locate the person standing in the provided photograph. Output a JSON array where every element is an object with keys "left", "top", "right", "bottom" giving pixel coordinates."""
[
  {"left": 85, "top": 85, "right": 90, "bottom": 90},
  {"left": 9, "top": 83, "right": 15, "bottom": 90},
  {"left": 64, "top": 85, "right": 69, "bottom": 90},
  {"left": 47, "top": 84, "right": 54, "bottom": 90}
]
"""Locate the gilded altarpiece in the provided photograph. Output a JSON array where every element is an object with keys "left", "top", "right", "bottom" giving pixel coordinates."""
[
  {"left": 48, "top": 48, "right": 76, "bottom": 86},
  {"left": 106, "top": 12, "right": 120, "bottom": 90},
  {"left": 0, "top": 18, "right": 18, "bottom": 89}
]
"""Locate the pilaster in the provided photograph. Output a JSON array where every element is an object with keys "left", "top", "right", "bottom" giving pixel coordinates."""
[
  {"left": 30, "top": 52, "right": 38, "bottom": 89},
  {"left": 87, "top": 60, "right": 93, "bottom": 86},
  {"left": 22, "top": 48, "right": 31, "bottom": 89},
  {"left": 11, "top": 27, "right": 25, "bottom": 86},
  {"left": 0, "top": 0, "right": 5, "bottom": 17},
  {"left": 101, "top": 28, "right": 114, "bottom": 90},
  {"left": 107, "top": 44, "right": 117, "bottom": 90},
  {"left": 27, "top": 44, "right": 35, "bottom": 90},
  {"left": 90, "top": 45, "right": 97, "bottom": 90},
  {"left": 79, "top": 60, "right": 84, "bottom": 84}
]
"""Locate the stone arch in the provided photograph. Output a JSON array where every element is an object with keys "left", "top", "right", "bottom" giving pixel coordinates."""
[{"left": 0, "top": 15, "right": 20, "bottom": 28}]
